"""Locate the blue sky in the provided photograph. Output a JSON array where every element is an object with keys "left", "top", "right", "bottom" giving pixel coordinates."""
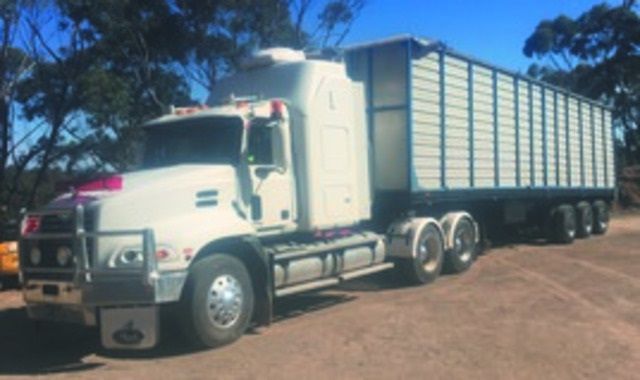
[{"left": 340, "top": 0, "right": 613, "bottom": 73}]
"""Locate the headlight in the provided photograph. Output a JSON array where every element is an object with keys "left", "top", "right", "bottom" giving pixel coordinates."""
[
  {"left": 109, "top": 245, "right": 178, "bottom": 268},
  {"left": 29, "top": 247, "right": 42, "bottom": 266},
  {"left": 110, "top": 249, "right": 144, "bottom": 268},
  {"left": 56, "top": 246, "right": 73, "bottom": 266}
]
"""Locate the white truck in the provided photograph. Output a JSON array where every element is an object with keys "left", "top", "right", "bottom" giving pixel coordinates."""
[{"left": 19, "top": 36, "right": 614, "bottom": 350}]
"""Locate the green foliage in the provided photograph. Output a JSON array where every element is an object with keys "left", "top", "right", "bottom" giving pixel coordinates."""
[
  {"left": 523, "top": 1, "right": 640, "bottom": 166},
  {"left": 316, "top": 0, "right": 365, "bottom": 47}
]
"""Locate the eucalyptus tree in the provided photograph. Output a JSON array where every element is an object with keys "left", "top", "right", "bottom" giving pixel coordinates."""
[{"left": 524, "top": 1, "right": 640, "bottom": 165}]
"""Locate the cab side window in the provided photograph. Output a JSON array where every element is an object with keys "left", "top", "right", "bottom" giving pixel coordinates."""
[{"left": 247, "top": 123, "right": 275, "bottom": 165}]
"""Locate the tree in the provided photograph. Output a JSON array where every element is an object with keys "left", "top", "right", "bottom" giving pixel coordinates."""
[
  {"left": 54, "top": 0, "right": 194, "bottom": 171},
  {"left": 176, "top": 0, "right": 368, "bottom": 95},
  {"left": 0, "top": 1, "right": 34, "bottom": 209},
  {"left": 523, "top": 1, "right": 640, "bottom": 166}
]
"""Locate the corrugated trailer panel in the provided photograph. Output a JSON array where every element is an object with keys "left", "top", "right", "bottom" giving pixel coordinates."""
[
  {"left": 531, "top": 85, "right": 544, "bottom": 186},
  {"left": 497, "top": 72, "right": 517, "bottom": 187},
  {"left": 594, "top": 107, "right": 605, "bottom": 187},
  {"left": 557, "top": 93, "right": 569, "bottom": 187},
  {"left": 568, "top": 98, "right": 581, "bottom": 187},
  {"left": 344, "top": 36, "right": 615, "bottom": 201},
  {"left": 581, "top": 103, "right": 594, "bottom": 187},
  {"left": 412, "top": 53, "right": 441, "bottom": 189},
  {"left": 544, "top": 88, "right": 557, "bottom": 186},
  {"left": 443, "top": 55, "right": 471, "bottom": 188},
  {"left": 409, "top": 47, "right": 613, "bottom": 194},
  {"left": 517, "top": 81, "right": 531, "bottom": 187},
  {"left": 471, "top": 64, "right": 495, "bottom": 188}
]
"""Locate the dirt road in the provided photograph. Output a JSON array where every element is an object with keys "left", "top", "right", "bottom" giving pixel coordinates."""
[{"left": 1, "top": 213, "right": 639, "bottom": 379}]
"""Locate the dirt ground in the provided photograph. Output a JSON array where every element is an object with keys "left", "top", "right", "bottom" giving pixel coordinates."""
[{"left": 1, "top": 213, "right": 639, "bottom": 379}]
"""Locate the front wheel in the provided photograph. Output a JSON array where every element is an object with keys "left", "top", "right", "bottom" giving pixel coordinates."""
[
  {"left": 397, "top": 223, "right": 445, "bottom": 285},
  {"left": 179, "top": 254, "right": 254, "bottom": 349}
]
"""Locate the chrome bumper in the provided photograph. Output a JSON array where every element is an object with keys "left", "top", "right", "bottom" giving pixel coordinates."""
[{"left": 20, "top": 205, "right": 187, "bottom": 324}]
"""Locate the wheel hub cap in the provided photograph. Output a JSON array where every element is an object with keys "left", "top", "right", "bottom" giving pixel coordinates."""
[
  {"left": 454, "top": 227, "right": 473, "bottom": 262},
  {"left": 419, "top": 234, "right": 439, "bottom": 272},
  {"left": 207, "top": 274, "right": 243, "bottom": 329}
]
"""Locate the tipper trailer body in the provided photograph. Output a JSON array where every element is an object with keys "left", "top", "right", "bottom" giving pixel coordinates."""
[
  {"left": 19, "top": 36, "right": 614, "bottom": 350},
  {"left": 344, "top": 36, "right": 614, "bottom": 223}
]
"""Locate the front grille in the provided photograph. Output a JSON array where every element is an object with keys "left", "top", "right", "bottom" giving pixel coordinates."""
[
  {"left": 22, "top": 209, "right": 97, "bottom": 281},
  {"left": 40, "top": 210, "right": 96, "bottom": 234},
  {"left": 40, "top": 213, "right": 74, "bottom": 233}
]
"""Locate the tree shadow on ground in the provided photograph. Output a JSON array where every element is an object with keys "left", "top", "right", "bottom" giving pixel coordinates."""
[
  {"left": 0, "top": 306, "right": 103, "bottom": 375},
  {"left": 0, "top": 286, "right": 372, "bottom": 371}
]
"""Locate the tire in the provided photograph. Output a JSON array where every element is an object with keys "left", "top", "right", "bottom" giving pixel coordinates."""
[
  {"left": 397, "top": 223, "right": 444, "bottom": 285},
  {"left": 592, "top": 200, "right": 609, "bottom": 235},
  {"left": 179, "top": 254, "right": 254, "bottom": 349},
  {"left": 576, "top": 202, "right": 593, "bottom": 238},
  {"left": 551, "top": 205, "right": 576, "bottom": 244},
  {"left": 443, "top": 217, "right": 477, "bottom": 274}
]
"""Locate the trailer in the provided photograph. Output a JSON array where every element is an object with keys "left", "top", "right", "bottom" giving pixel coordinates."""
[
  {"left": 344, "top": 36, "right": 614, "bottom": 233},
  {"left": 19, "top": 36, "right": 614, "bottom": 350}
]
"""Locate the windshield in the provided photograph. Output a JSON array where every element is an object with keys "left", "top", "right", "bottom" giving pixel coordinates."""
[{"left": 141, "top": 116, "right": 243, "bottom": 169}]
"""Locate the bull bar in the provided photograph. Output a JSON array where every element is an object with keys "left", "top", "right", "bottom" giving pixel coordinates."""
[{"left": 20, "top": 204, "right": 187, "bottom": 324}]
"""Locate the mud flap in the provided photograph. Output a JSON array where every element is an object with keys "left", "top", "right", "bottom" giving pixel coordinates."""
[{"left": 100, "top": 306, "right": 159, "bottom": 350}]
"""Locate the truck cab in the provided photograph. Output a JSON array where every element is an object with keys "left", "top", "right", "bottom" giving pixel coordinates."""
[{"left": 19, "top": 48, "right": 390, "bottom": 350}]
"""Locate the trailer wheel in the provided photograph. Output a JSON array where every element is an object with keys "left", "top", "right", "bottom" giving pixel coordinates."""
[
  {"left": 576, "top": 202, "right": 593, "bottom": 238},
  {"left": 551, "top": 205, "right": 576, "bottom": 244},
  {"left": 179, "top": 254, "right": 254, "bottom": 349},
  {"left": 397, "top": 223, "right": 444, "bottom": 285},
  {"left": 592, "top": 200, "right": 609, "bottom": 235},
  {"left": 444, "top": 217, "right": 477, "bottom": 274}
]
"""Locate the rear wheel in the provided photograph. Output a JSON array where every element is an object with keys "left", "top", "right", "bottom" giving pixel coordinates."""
[
  {"left": 592, "top": 200, "right": 609, "bottom": 235},
  {"left": 397, "top": 223, "right": 444, "bottom": 285},
  {"left": 179, "top": 254, "right": 254, "bottom": 349},
  {"left": 576, "top": 202, "right": 593, "bottom": 238},
  {"left": 443, "top": 217, "right": 477, "bottom": 274},
  {"left": 550, "top": 205, "right": 576, "bottom": 244}
]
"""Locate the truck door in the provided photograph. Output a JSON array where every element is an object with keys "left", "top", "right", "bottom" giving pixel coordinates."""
[{"left": 247, "top": 117, "right": 295, "bottom": 230}]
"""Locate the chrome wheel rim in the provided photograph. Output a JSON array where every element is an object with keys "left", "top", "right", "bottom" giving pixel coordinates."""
[
  {"left": 207, "top": 274, "right": 244, "bottom": 329},
  {"left": 418, "top": 232, "right": 440, "bottom": 272},
  {"left": 454, "top": 224, "right": 474, "bottom": 263}
]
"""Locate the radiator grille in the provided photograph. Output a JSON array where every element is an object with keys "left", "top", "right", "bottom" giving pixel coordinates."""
[{"left": 22, "top": 209, "right": 97, "bottom": 281}]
